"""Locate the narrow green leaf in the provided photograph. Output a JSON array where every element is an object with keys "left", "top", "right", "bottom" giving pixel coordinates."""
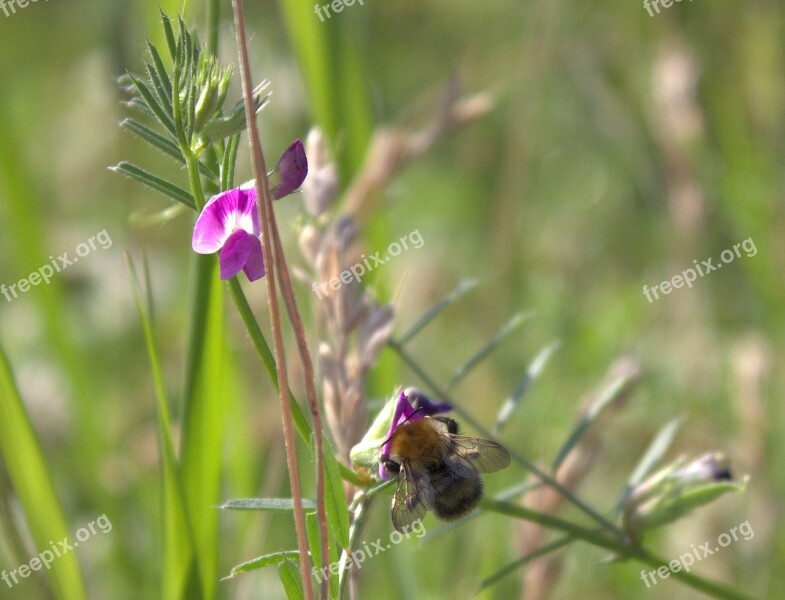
[
  {"left": 120, "top": 118, "right": 181, "bottom": 159},
  {"left": 495, "top": 341, "right": 560, "bottom": 434},
  {"left": 552, "top": 364, "right": 640, "bottom": 471},
  {"left": 128, "top": 74, "right": 177, "bottom": 136},
  {"left": 147, "top": 39, "right": 173, "bottom": 101},
  {"left": 110, "top": 162, "right": 195, "bottom": 209},
  {"left": 279, "top": 557, "right": 305, "bottom": 600},
  {"left": 397, "top": 279, "right": 477, "bottom": 345},
  {"left": 313, "top": 433, "right": 351, "bottom": 551},
  {"left": 224, "top": 551, "right": 300, "bottom": 578},
  {"left": 615, "top": 417, "right": 684, "bottom": 517},
  {"left": 129, "top": 203, "right": 187, "bottom": 227},
  {"left": 447, "top": 311, "right": 535, "bottom": 390},
  {"left": 145, "top": 60, "right": 174, "bottom": 119},
  {"left": 161, "top": 10, "right": 177, "bottom": 61},
  {"left": 219, "top": 498, "right": 317, "bottom": 512},
  {"left": 0, "top": 344, "right": 88, "bottom": 600}
]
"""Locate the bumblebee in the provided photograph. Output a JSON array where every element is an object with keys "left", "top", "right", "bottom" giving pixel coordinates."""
[{"left": 380, "top": 416, "right": 511, "bottom": 532}]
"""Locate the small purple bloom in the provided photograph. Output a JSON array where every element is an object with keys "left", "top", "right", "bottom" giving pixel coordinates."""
[
  {"left": 192, "top": 186, "right": 265, "bottom": 281},
  {"left": 272, "top": 139, "right": 308, "bottom": 200},
  {"left": 379, "top": 390, "right": 452, "bottom": 480}
]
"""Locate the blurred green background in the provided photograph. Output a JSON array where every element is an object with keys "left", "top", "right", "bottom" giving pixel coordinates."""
[{"left": 0, "top": 0, "right": 782, "bottom": 598}]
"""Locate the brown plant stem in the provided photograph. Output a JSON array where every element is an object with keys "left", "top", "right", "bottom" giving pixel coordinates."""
[{"left": 231, "top": 2, "right": 313, "bottom": 598}]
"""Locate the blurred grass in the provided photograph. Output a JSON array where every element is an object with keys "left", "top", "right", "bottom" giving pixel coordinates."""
[{"left": 0, "top": 0, "right": 783, "bottom": 599}]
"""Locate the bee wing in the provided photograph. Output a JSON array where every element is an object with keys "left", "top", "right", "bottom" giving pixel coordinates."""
[
  {"left": 391, "top": 462, "right": 435, "bottom": 532},
  {"left": 445, "top": 436, "right": 511, "bottom": 476}
]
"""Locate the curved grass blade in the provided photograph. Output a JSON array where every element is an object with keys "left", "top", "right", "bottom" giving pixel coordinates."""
[
  {"left": 476, "top": 536, "right": 573, "bottom": 594},
  {"left": 223, "top": 550, "right": 300, "bottom": 579},
  {"left": 397, "top": 279, "right": 477, "bottom": 345},
  {"left": 615, "top": 416, "right": 684, "bottom": 517},
  {"left": 495, "top": 340, "right": 560, "bottom": 434},
  {"left": 111, "top": 162, "right": 195, "bottom": 208},
  {"left": 0, "top": 344, "right": 88, "bottom": 600},
  {"left": 447, "top": 311, "right": 534, "bottom": 390},
  {"left": 219, "top": 498, "right": 317, "bottom": 512}
]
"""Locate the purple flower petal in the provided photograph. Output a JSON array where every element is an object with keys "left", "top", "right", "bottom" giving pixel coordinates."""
[
  {"left": 219, "top": 229, "right": 257, "bottom": 280},
  {"left": 242, "top": 236, "right": 266, "bottom": 281},
  {"left": 192, "top": 187, "right": 260, "bottom": 253},
  {"left": 272, "top": 139, "right": 308, "bottom": 200},
  {"left": 379, "top": 391, "right": 422, "bottom": 480}
]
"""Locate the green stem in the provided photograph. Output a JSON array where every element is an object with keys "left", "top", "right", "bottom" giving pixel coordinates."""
[{"left": 481, "top": 499, "right": 756, "bottom": 600}]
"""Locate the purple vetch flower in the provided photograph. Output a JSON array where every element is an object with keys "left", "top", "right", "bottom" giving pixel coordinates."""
[
  {"left": 379, "top": 389, "right": 452, "bottom": 480},
  {"left": 191, "top": 185, "right": 265, "bottom": 281},
  {"left": 271, "top": 139, "right": 308, "bottom": 200}
]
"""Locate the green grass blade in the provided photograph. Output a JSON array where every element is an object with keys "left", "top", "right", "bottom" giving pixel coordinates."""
[
  {"left": 306, "top": 511, "right": 339, "bottom": 599},
  {"left": 397, "top": 279, "right": 478, "bottom": 345},
  {"left": 495, "top": 341, "right": 560, "bottom": 434},
  {"left": 313, "top": 433, "right": 351, "bottom": 551},
  {"left": 447, "top": 311, "right": 535, "bottom": 390},
  {"left": 224, "top": 551, "right": 300, "bottom": 578},
  {"left": 125, "top": 255, "right": 196, "bottom": 600},
  {"left": 279, "top": 557, "right": 305, "bottom": 600},
  {"left": 276, "top": 0, "right": 373, "bottom": 180},
  {"left": 219, "top": 498, "right": 317, "bottom": 512},
  {"left": 615, "top": 417, "right": 684, "bottom": 517},
  {"left": 179, "top": 264, "right": 226, "bottom": 600},
  {"left": 110, "top": 162, "right": 195, "bottom": 208},
  {"left": 0, "top": 344, "right": 87, "bottom": 600},
  {"left": 477, "top": 536, "right": 573, "bottom": 593}
]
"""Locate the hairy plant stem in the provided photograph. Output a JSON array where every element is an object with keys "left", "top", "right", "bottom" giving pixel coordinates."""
[
  {"left": 482, "top": 499, "right": 755, "bottom": 600},
  {"left": 231, "top": 2, "right": 319, "bottom": 598}
]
